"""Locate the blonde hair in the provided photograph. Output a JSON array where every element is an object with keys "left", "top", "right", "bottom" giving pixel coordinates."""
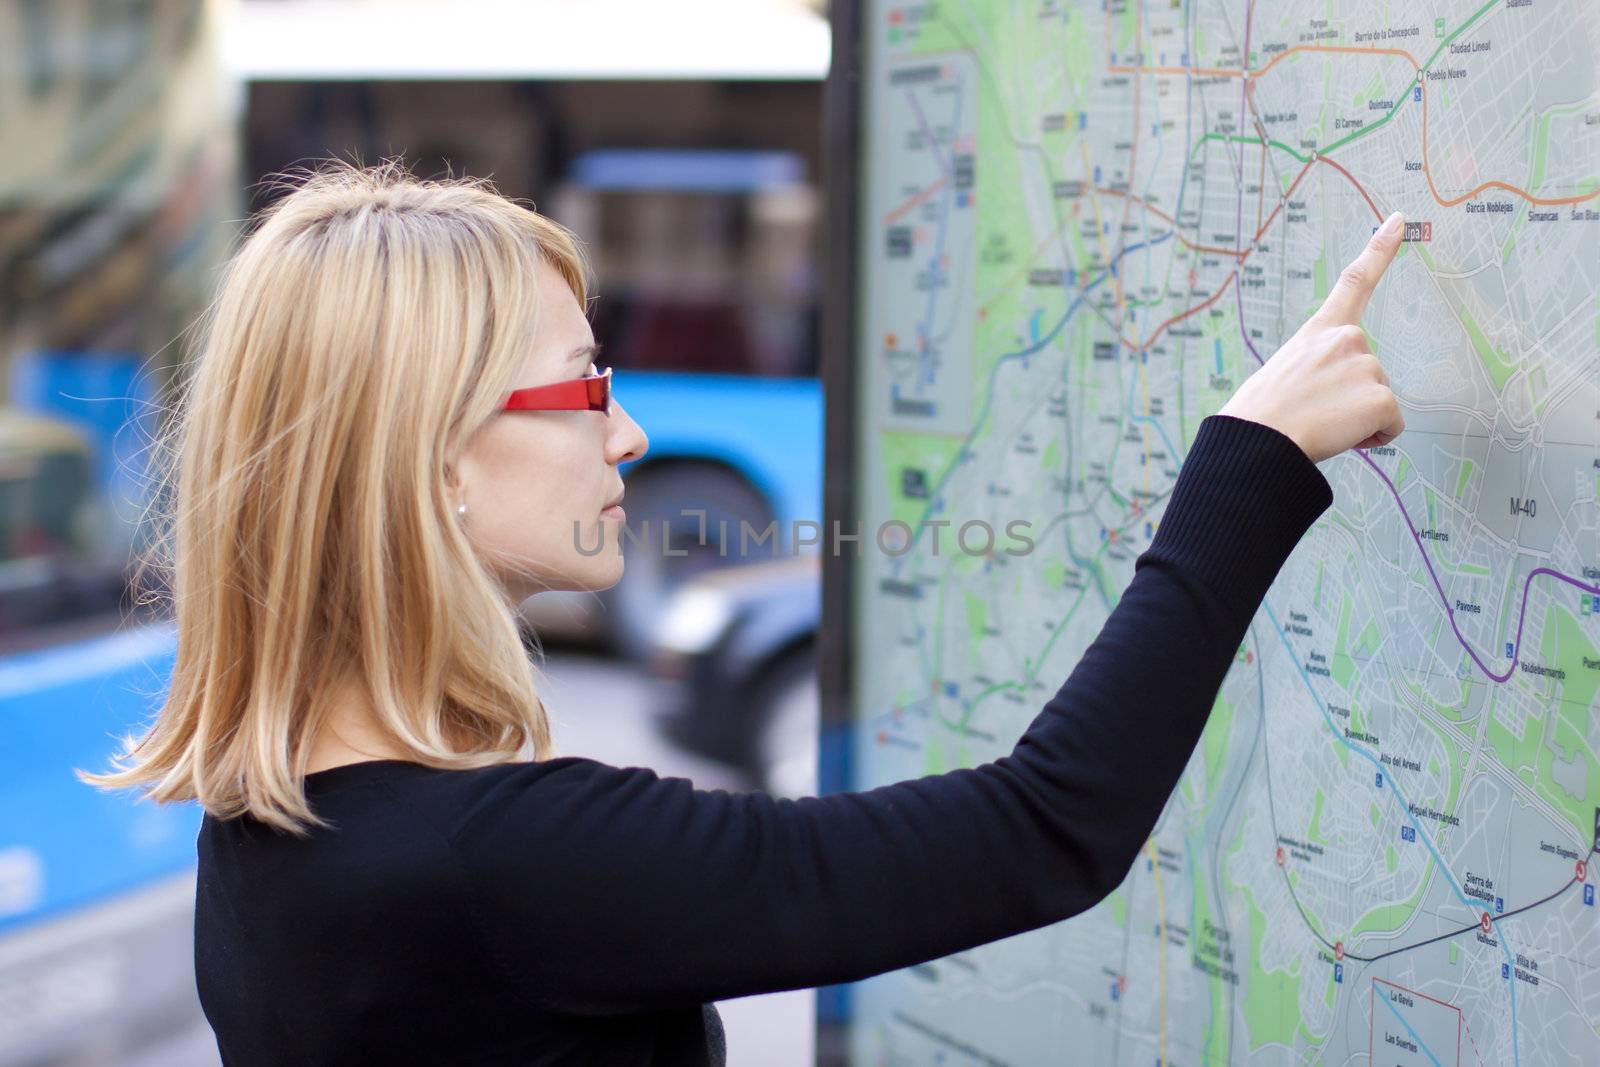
[{"left": 78, "top": 159, "right": 589, "bottom": 835}]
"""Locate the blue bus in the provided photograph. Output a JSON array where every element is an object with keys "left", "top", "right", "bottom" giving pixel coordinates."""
[
  {"left": 237, "top": 60, "right": 829, "bottom": 660},
  {"left": 537, "top": 148, "right": 824, "bottom": 657}
]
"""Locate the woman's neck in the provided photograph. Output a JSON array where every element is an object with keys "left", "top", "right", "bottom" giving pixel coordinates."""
[{"left": 304, "top": 677, "right": 410, "bottom": 774}]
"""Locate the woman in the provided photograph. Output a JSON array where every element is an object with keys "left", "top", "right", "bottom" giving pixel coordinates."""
[{"left": 82, "top": 160, "right": 1405, "bottom": 1065}]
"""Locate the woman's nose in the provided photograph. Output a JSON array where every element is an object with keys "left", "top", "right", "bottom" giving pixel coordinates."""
[{"left": 609, "top": 401, "right": 648, "bottom": 465}]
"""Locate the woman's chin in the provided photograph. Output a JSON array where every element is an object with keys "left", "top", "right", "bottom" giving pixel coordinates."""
[
  {"left": 566, "top": 553, "right": 625, "bottom": 594},
  {"left": 592, "top": 556, "right": 626, "bottom": 592}
]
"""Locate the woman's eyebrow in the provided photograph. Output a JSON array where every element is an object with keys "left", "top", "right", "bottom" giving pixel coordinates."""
[{"left": 569, "top": 343, "right": 601, "bottom": 364}]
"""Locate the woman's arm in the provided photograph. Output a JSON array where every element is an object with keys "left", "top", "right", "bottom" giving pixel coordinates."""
[{"left": 442, "top": 413, "right": 1332, "bottom": 1016}]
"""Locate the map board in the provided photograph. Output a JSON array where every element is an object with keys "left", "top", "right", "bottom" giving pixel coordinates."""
[{"left": 824, "top": 1, "right": 1600, "bottom": 1063}]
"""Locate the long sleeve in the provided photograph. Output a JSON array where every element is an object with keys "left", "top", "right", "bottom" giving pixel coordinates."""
[{"left": 441, "top": 413, "right": 1333, "bottom": 1016}]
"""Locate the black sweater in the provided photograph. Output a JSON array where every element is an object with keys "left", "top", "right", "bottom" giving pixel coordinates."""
[{"left": 194, "top": 414, "right": 1333, "bottom": 1065}]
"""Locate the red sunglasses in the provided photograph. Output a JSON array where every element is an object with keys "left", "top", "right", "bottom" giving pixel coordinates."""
[{"left": 502, "top": 366, "right": 612, "bottom": 414}]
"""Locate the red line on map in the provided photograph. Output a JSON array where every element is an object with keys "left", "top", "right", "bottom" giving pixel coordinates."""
[
  {"left": 1116, "top": 157, "right": 1315, "bottom": 353},
  {"left": 883, "top": 176, "right": 946, "bottom": 228},
  {"left": 1315, "top": 155, "right": 1382, "bottom": 220},
  {"left": 1248, "top": 159, "right": 1314, "bottom": 245},
  {"left": 1103, "top": 25, "right": 1600, "bottom": 210}
]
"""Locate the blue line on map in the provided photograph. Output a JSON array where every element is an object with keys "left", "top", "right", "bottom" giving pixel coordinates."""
[
  {"left": 1214, "top": 339, "right": 1223, "bottom": 376},
  {"left": 1378, "top": 989, "right": 1446, "bottom": 1067},
  {"left": 896, "top": 231, "right": 1173, "bottom": 573},
  {"left": 1138, "top": 0, "right": 1164, "bottom": 210},
  {"left": 1122, "top": 0, "right": 1174, "bottom": 488},
  {"left": 1164, "top": 410, "right": 1523, "bottom": 1061},
  {"left": 1210, "top": 14, "right": 1522, "bottom": 1048},
  {"left": 1065, "top": 231, "right": 1171, "bottom": 581},
  {"left": 1171, "top": 0, "right": 1197, "bottom": 243},
  {"left": 1118, "top": 0, "right": 1198, "bottom": 507},
  {"left": 1259, "top": 599, "right": 1522, "bottom": 1057},
  {"left": 1119, "top": 229, "right": 1181, "bottom": 464},
  {"left": 1125, "top": 363, "right": 1183, "bottom": 466},
  {"left": 917, "top": 82, "right": 964, "bottom": 391},
  {"left": 1333, "top": 18, "right": 1524, "bottom": 1067}
]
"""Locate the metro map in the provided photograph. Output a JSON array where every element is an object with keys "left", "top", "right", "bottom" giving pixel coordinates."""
[{"left": 848, "top": 1, "right": 1600, "bottom": 1063}]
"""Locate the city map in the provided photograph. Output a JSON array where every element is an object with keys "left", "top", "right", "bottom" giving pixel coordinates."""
[{"left": 847, "top": 1, "right": 1600, "bottom": 1063}]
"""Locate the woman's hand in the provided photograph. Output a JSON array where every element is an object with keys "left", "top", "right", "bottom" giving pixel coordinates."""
[{"left": 1218, "top": 211, "right": 1407, "bottom": 463}]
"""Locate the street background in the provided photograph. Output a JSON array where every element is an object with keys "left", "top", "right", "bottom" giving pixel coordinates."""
[{"left": 1, "top": 1, "right": 827, "bottom": 1063}]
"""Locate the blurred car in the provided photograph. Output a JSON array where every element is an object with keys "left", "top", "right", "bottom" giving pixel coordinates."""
[
  {"left": 517, "top": 147, "right": 825, "bottom": 662},
  {"left": 647, "top": 554, "right": 819, "bottom": 798},
  {"left": 518, "top": 368, "right": 821, "bottom": 660},
  {"left": 0, "top": 409, "right": 130, "bottom": 651}
]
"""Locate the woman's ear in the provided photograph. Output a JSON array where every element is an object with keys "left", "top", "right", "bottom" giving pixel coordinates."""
[
  {"left": 442, "top": 460, "right": 465, "bottom": 511},
  {"left": 443, "top": 451, "right": 478, "bottom": 511}
]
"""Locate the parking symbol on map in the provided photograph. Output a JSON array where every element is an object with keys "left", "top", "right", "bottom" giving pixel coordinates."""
[
  {"left": 1400, "top": 825, "right": 1415, "bottom": 843},
  {"left": 1585, "top": 885, "right": 1594, "bottom": 907}
]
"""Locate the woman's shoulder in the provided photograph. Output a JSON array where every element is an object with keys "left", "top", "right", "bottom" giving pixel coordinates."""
[
  {"left": 300, "top": 753, "right": 672, "bottom": 832},
  {"left": 199, "top": 753, "right": 698, "bottom": 862}
]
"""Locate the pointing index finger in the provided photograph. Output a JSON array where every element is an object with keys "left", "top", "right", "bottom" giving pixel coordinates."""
[{"left": 1316, "top": 211, "right": 1404, "bottom": 325}]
